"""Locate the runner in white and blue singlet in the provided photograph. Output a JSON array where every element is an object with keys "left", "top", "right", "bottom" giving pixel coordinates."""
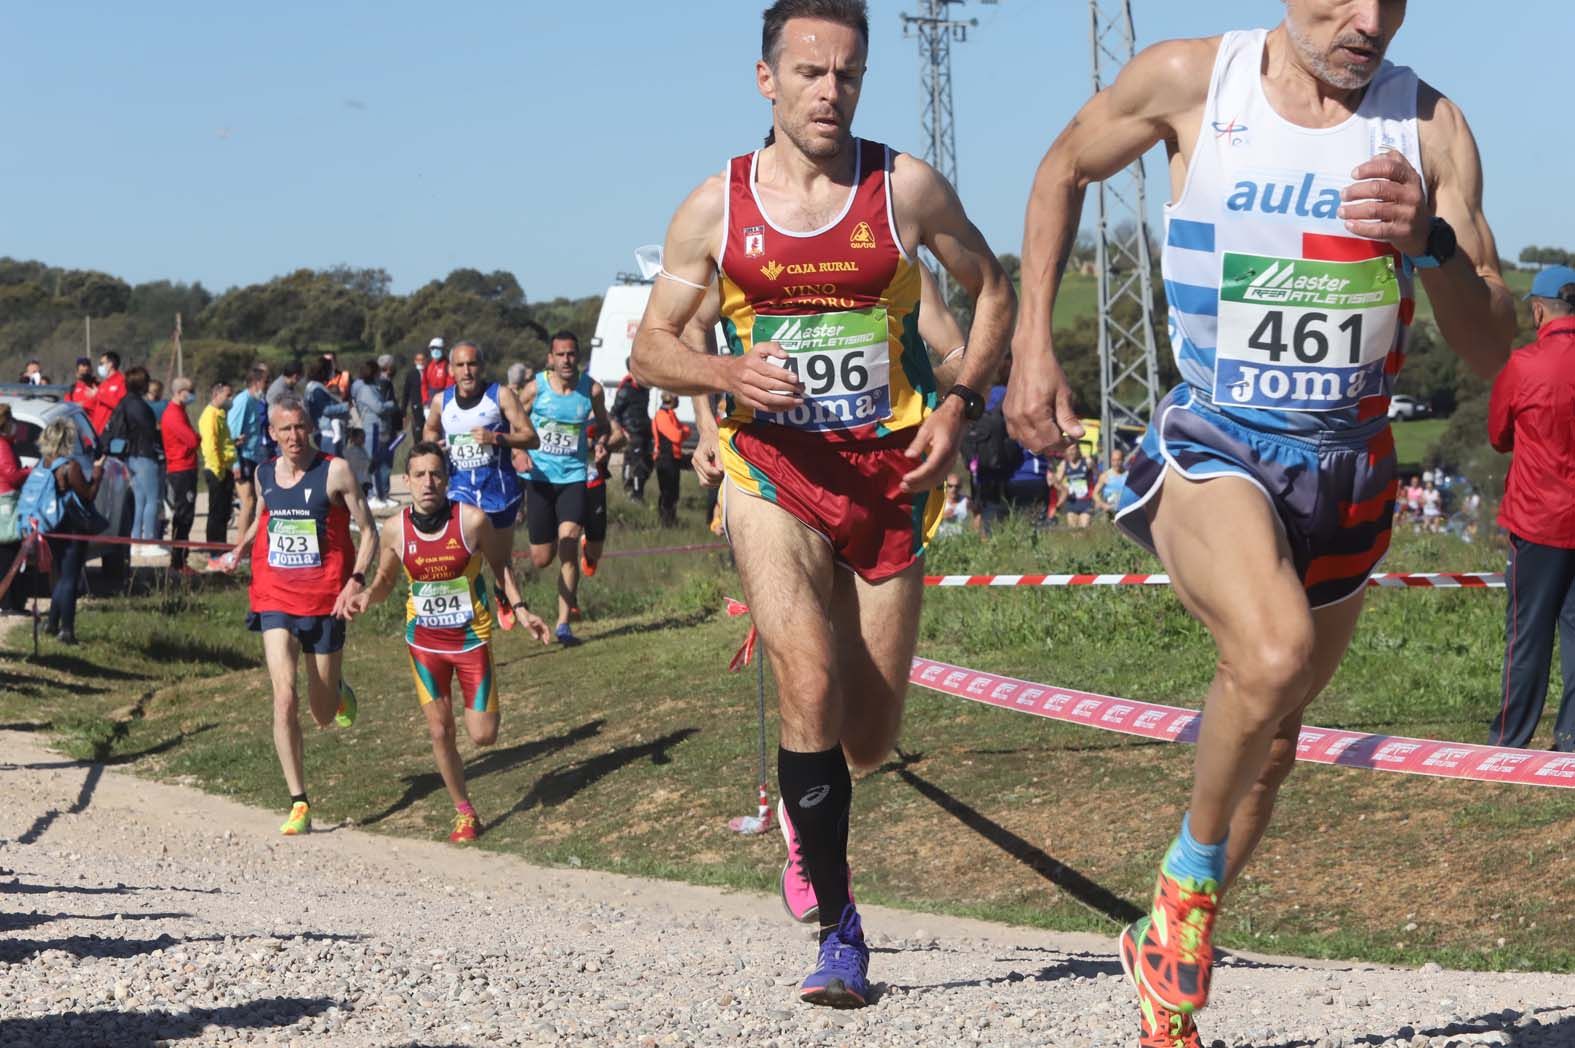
[
  {"left": 422, "top": 340, "right": 536, "bottom": 631},
  {"left": 1009, "top": 8, "right": 1514, "bottom": 1044},
  {"left": 517, "top": 331, "right": 622, "bottom": 645}
]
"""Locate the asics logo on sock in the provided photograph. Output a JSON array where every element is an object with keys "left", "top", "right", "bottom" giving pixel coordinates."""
[{"left": 798, "top": 785, "right": 832, "bottom": 808}]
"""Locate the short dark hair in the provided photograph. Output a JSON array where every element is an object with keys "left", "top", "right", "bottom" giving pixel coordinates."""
[
  {"left": 762, "top": 0, "right": 869, "bottom": 66},
  {"left": 124, "top": 365, "right": 149, "bottom": 397},
  {"left": 407, "top": 440, "right": 448, "bottom": 473},
  {"left": 282, "top": 360, "right": 303, "bottom": 378},
  {"left": 99, "top": 349, "right": 121, "bottom": 370},
  {"left": 550, "top": 330, "right": 580, "bottom": 350},
  {"left": 209, "top": 381, "right": 231, "bottom": 400},
  {"left": 307, "top": 359, "right": 329, "bottom": 383}
]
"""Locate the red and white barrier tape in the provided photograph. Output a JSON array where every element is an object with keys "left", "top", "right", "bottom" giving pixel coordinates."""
[
  {"left": 923, "top": 572, "right": 1505, "bottom": 589},
  {"left": 723, "top": 599, "right": 1573, "bottom": 790},
  {"left": 911, "top": 656, "right": 1575, "bottom": 790}
]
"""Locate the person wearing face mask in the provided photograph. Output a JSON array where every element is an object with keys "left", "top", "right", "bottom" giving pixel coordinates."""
[
  {"left": 66, "top": 357, "right": 98, "bottom": 413},
  {"left": 199, "top": 381, "right": 240, "bottom": 544},
  {"left": 1489, "top": 266, "right": 1575, "bottom": 752},
  {"left": 88, "top": 351, "right": 126, "bottom": 434},
  {"left": 422, "top": 338, "right": 452, "bottom": 402},
  {"left": 162, "top": 377, "right": 201, "bottom": 572}
]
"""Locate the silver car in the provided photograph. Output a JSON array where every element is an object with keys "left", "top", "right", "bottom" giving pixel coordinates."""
[{"left": 1, "top": 387, "right": 134, "bottom": 587}]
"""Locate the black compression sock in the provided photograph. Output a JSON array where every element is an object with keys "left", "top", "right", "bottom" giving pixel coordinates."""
[
  {"left": 778, "top": 745, "right": 853, "bottom": 942},
  {"left": 291, "top": 792, "right": 308, "bottom": 807}
]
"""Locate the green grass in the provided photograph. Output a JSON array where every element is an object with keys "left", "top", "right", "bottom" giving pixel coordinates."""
[
  {"left": 4, "top": 480, "right": 1571, "bottom": 972},
  {"left": 1392, "top": 417, "right": 1448, "bottom": 469}
]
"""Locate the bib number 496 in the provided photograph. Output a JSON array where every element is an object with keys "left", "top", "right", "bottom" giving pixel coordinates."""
[{"left": 782, "top": 350, "right": 869, "bottom": 396}]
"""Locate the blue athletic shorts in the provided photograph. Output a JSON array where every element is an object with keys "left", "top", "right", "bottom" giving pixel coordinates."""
[
  {"left": 1115, "top": 385, "right": 1397, "bottom": 609},
  {"left": 246, "top": 611, "right": 347, "bottom": 654},
  {"left": 484, "top": 503, "right": 521, "bottom": 532}
]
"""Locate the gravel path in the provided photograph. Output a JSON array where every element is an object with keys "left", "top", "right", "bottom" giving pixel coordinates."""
[{"left": 1, "top": 729, "right": 1572, "bottom": 1048}]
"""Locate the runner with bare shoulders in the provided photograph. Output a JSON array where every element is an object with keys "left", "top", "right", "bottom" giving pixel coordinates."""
[
  {"left": 632, "top": 0, "right": 1013, "bottom": 1009},
  {"left": 422, "top": 340, "right": 536, "bottom": 633},
  {"left": 231, "top": 394, "right": 381, "bottom": 836},
  {"left": 1004, "top": 4, "right": 1514, "bottom": 1044},
  {"left": 347, "top": 442, "right": 551, "bottom": 843}
]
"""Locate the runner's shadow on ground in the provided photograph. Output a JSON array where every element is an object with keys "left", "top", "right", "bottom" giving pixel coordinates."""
[
  {"left": 584, "top": 608, "right": 714, "bottom": 643},
  {"left": 0, "top": 931, "right": 229, "bottom": 964},
  {"left": 876, "top": 749, "right": 1145, "bottom": 927},
  {"left": 0, "top": 995, "right": 336, "bottom": 1048},
  {"left": 888, "top": 949, "right": 1125, "bottom": 994},
  {"left": 359, "top": 719, "right": 606, "bottom": 826},
  {"left": 142, "top": 634, "right": 254, "bottom": 671},
  {"left": 494, "top": 727, "right": 700, "bottom": 826},
  {"left": 0, "top": 911, "right": 191, "bottom": 934},
  {"left": 1259, "top": 1004, "right": 1575, "bottom": 1047},
  {"left": 25, "top": 652, "right": 152, "bottom": 682}
]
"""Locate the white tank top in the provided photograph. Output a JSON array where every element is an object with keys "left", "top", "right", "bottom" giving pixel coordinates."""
[{"left": 1161, "top": 28, "right": 1421, "bottom": 434}]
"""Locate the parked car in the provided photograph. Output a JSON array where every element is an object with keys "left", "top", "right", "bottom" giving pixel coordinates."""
[
  {"left": 1388, "top": 394, "right": 1432, "bottom": 421},
  {"left": 0, "top": 386, "right": 133, "bottom": 588}
]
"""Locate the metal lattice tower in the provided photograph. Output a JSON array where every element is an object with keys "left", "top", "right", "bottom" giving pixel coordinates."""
[
  {"left": 1090, "top": 0, "right": 1160, "bottom": 463},
  {"left": 901, "top": 0, "right": 995, "bottom": 299}
]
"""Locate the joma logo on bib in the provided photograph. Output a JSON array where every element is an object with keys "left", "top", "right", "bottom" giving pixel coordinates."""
[{"left": 753, "top": 307, "right": 892, "bottom": 432}]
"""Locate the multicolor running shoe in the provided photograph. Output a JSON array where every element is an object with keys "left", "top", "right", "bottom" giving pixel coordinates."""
[
  {"left": 579, "top": 536, "right": 597, "bottom": 578},
  {"left": 334, "top": 678, "right": 357, "bottom": 728},
  {"left": 496, "top": 598, "right": 516, "bottom": 632},
  {"left": 554, "top": 623, "right": 582, "bottom": 647},
  {"left": 778, "top": 797, "right": 819, "bottom": 923},
  {"left": 449, "top": 810, "right": 480, "bottom": 843},
  {"left": 799, "top": 903, "right": 869, "bottom": 1009},
  {"left": 279, "top": 802, "right": 311, "bottom": 836},
  {"left": 1131, "top": 864, "right": 1220, "bottom": 1014},
  {"left": 1121, "top": 917, "right": 1204, "bottom": 1048}
]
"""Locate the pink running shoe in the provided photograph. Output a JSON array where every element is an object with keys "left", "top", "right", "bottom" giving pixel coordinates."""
[{"left": 777, "top": 797, "right": 854, "bottom": 924}]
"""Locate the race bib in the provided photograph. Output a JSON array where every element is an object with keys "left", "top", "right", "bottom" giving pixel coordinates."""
[
  {"left": 411, "top": 577, "right": 474, "bottom": 629},
  {"left": 447, "top": 433, "right": 495, "bottom": 472},
  {"left": 753, "top": 308, "right": 891, "bottom": 431},
  {"left": 537, "top": 420, "right": 582, "bottom": 456},
  {"left": 1213, "top": 251, "right": 1399, "bottom": 412},
  {"left": 266, "top": 518, "right": 320, "bottom": 569},
  {"left": 1067, "top": 473, "right": 1090, "bottom": 499}
]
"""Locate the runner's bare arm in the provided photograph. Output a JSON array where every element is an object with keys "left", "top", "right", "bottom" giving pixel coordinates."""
[
  {"left": 465, "top": 505, "right": 551, "bottom": 643},
  {"left": 682, "top": 289, "right": 725, "bottom": 487},
  {"left": 350, "top": 517, "right": 405, "bottom": 613},
  {"left": 231, "top": 476, "right": 260, "bottom": 560},
  {"left": 329, "top": 457, "right": 378, "bottom": 618},
  {"left": 890, "top": 153, "right": 1015, "bottom": 492},
  {"left": 1008, "top": 39, "right": 1213, "bottom": 455},
  {"left": 514, "top": 380, "right": 540, "bottom": 451},
  {"left": 421, "top": 397, "right": 444, "bottom": 444},
  {"left": 1340, "top": 86, "right": 1513, "bottom": 377},
  {"left": 917, "top": 263, "right": 968, "bottom": 389},
  {"left": 484, "top": 385, "right": 537, "bottom": 451},
  {"left": 632, "top": 177, "right": 804, "bottom": 411},
  {"left": 589, "top": 383, "right": 625, "bottom": 451}
]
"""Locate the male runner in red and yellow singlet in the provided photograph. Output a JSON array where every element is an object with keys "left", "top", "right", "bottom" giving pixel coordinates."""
[
  {"left": 350, "top": 442, "right": 550, "bottom": 842},
  {"left": 632, "top": 0, "right": 1013, "bottom": 1008}
]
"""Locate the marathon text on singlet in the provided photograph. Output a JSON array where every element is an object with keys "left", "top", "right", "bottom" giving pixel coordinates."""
[
  {"left": 266, "top": 517, "right": 321, "bottom": 568},
  {"left": 410, "top": 577, "right": 474, "bottom": 628},
  {"left": 535, "top": 420, "right": 582, "bottom": 456},
  {"left": 1214, "top": 251, "right": 1400, "bottom": 412},
  {"left": 446, "top": 433, "right": 494, "bottom": 472},
  {"left": 753, "top": 307, "right": 892, "bottom": 432}
]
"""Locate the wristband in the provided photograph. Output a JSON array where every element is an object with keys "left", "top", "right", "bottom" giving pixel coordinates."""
[
  {"left": 512, "top": 600, "right": 530, "bottom": 613},
  {"left": 349, "top": 571, "right": 366, "bottom": 586},
  {"left": 940, "top": 345, "right": 966, "bottom": 366}
]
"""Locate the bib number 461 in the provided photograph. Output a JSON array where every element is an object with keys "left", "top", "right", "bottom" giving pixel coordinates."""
[{"left": 1247, "top": 311, "right": 1364, "bottom": 365}]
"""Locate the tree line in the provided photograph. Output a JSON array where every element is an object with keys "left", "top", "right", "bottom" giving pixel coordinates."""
[{"left": 0, "top": 258, "right": 602, "bottom": 392}]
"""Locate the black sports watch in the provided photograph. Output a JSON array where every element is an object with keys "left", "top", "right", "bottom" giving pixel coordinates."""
[
  {"left": 943, "top": 384, "right": 985, "bottom": 421},
  {"left": 1407, "top": 216, "right": 1457, "bottom": 270}
]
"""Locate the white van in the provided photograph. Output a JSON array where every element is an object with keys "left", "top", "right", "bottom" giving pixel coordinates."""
[{"left": 587, "top": 250, "right": 710, "bottom": 429}]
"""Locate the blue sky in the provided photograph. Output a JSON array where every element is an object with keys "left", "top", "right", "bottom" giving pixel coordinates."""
[{"left": 4, "top": 1, "right": 1568, "bottom": 301}]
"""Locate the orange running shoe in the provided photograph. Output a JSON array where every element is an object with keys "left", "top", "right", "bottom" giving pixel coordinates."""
[
  {"left": 1131, "top": 864, "right": 1219, "bottom": 1014},
  {"left": 449, "top": 810, "right": 480, "bottom": 843},
  {"left": 1121, "top": 917, "right": 1204, "bottom": 1047},
  {"left": 579, "top": 535, "right": 597, "bottom": 578},
  {"left": 496, "top": 599, "right": 516, "bottom": 632}
]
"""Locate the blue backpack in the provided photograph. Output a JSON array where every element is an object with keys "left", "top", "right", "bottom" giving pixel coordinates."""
[{"left": 16, "top": 461, "right": 68, "bottom": 536}]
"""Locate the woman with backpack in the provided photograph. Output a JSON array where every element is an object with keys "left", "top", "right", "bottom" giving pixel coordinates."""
[{"left": 30, "top": 419, "right": 104, "bottom": 643}]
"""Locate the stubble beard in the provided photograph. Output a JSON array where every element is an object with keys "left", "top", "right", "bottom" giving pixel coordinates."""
[{"left": 1286, "top": 20, "right": 1384, "bottom": 91}]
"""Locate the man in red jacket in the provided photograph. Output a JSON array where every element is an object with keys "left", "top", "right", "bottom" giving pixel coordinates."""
[
  {"left": 66, "top": 357, "right": 98, "bottom": 415},
  {"left": 88, "top": 351, "right": 126, "bottom": 434},
  {"left": 162, "top": 377, "right": 201, "bottom": 573},
  {"left": 1488, "top": 265, "right": 1575, "bottom": 750}
]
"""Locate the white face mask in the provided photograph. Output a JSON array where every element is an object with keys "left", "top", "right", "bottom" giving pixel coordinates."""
[
  {"left": 430, "top": 350, "right": 443, "bottom": 361},
  {"left": 96, "top": 364, "right": 110, "bottom": 379}
]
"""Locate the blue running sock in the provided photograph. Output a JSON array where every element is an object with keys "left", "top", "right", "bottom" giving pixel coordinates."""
[{"left": 1163, "top": 813, "right": 1227, "bottom": 886}]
